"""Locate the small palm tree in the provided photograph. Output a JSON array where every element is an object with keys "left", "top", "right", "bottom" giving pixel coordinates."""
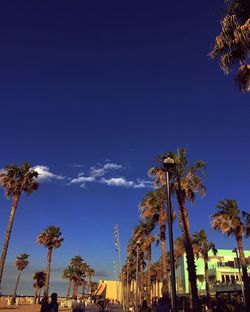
[
  {"left": 86, "top": 266, "right": 95, "bottom": 299},
  {"left": 62, "top": 266, "right": 74, "bottom": 299},
  {"left": 193, "top": 230, "right": 217, "bottom": 310},
  {"left": 211, "top": 199, "right": 250, "bottom": 306},
  {"left": 70, "top": 256, "right": 86, "bottom": 297},
  {"left": 37, "top": 226, "right": 64, "bottom": 295},
  {"left": 33, "top": 271, "right": 46, "bottom": 303},
  {"left": 11, "top": 253, "right": 29, "bottom": 303},
  {"left": 0, "top": 162, "right": 38, "bottom": 286}
]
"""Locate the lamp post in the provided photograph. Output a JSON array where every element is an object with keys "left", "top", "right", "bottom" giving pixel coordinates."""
[
  {"left": 232, "top": 248, "right": 245, "bottom": 305},
  {"left": 163, "top": 157, "right": 177, "bottom": 312}
]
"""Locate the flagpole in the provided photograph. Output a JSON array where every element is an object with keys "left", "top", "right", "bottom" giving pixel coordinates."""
[
  {"left": 114, "top": 224, "right": 125, "bottom": 310},
  {"left": 113, "top": 260, "right": 118, "bottom": 302}
]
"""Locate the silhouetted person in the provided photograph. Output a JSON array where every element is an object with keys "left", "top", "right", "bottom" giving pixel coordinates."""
[
  {"left": 139, "top": 300, "right": 151, "bottom": 312},
  {"left": 49, "top": 293, "right": 58, "bottom": 312},
  {"left": 156, "top": 295, "right": 170, "bottom": 312},
  {"left": 40, "top": 295, "right": 50, "bottom": 312}
]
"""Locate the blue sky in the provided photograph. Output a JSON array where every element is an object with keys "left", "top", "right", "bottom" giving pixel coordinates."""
[{"left": 0, "top": 0, "right": 250, "bottom": 296}]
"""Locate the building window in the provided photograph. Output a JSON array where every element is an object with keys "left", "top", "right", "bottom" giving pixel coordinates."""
[
  {"left": 222, "top": 275, "right": 225, "bottom": 283},
  {"left": 226, "top": 275, "right": 230, "bottom": 283}
]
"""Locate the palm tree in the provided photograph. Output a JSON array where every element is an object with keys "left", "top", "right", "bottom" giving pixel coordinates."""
[
  {"left": 33, "top": 271, "right": 46, "bottom": 303},
  {"left": 211, "top": 199, "right": 250, "bottom": 306},
  {"left": 37, "top": 226, "right": 64, "bottom": 295},
  {"left": 149, "top": 147, "right": 206, "bottom": 311},
  {"left": 209, "top": 0, "right": 250, "bottom": 91},
  {"left": 193, "top": 230, "right": 217, "bottom": 310},
  {"left": 11, "top": 253, "right": 29, "bottom": 303},
  {"left": 86, "top": 266, "right": 95, "bottom": 299},
  {"left": 0, "top": 162, "right": 38, "bottom": 286},
  {"left": 140, "top": 189, "right": 169, "bottom": 295},
  {"left": 70, "top": 256, "right": 86, "bottom": 297},
  {"left": 134, "top": 220, "right": 155, "bottom": 305},
  {"left": 62, "top": 266, "right": 74, "bottom": 299}
]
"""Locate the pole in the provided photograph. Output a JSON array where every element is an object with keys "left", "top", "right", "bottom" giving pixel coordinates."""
[
  {"left": 135, "top": 245, "right": 139, "bottom": 312},
  {"left": 114, "top": 224, "right": 125, "bottom": 310},
  {"left": 166, "top": 170, "right": 177, "bottom": 312},
  {"left": 126, "top": 263, "right": 129, "bottom": 312},
  {"left": 234, "top": 248, "right": 245, "bottom": 305}
]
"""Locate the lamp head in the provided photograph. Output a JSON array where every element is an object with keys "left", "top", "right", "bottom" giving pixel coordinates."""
[{"left": 163, "top": 157, "right": 175, "bottom": 170}]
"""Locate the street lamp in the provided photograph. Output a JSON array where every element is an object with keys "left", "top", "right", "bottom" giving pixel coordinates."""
[
  {"left": 232, "top": 248, "right": 245, "bottom": 305},
  {"left": 163, "top": 157, "right": 177, "bottom": 312}
]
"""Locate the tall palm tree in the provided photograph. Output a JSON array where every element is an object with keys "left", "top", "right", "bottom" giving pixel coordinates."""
[
  {"left": 211, "top": 199, "right": 250, "bottom": 306},
  {"left": 140, "top": 189, "right": 169, "bottom": 295},
  {"left": 209, "top": 0, "right": 250, "bottom": 91},
  {"left": 193, "top": 230, "right": 217, "bottom": 310},
  {"left": 0, "top": 162, "right": 38, "bottom": 286},
  {"left": 37, "top": 226, "right": 64, "bottom": 295},
  {"left": 33, "top": 271, "right": 46, "bottom": 303},
  {"left": 11, "top": 253, "right": 29, "bottom": 303},
  {"left": 62, "top": 266, "right": 74, "bottom": 299},
  {"left": 149, "top": 147, "right": 206, "bottom": 311}
]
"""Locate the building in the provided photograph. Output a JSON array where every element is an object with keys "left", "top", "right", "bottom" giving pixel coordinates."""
[
  {"left": 95, "top": 280, "right": 122, "bottom": 301},
  {"left": 176, "top": 249, "right": 250, "bottom": 294}
]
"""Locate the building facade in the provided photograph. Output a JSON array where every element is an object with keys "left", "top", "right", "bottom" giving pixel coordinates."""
[{"left": 176, "top": 249, "right": 250, "bottom": 294}]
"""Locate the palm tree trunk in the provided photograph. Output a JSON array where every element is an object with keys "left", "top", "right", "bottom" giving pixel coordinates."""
[
  {"left": 178, "top": 204, "right": 200, "bottom": 312},
  {"left": 237, "top": 237, "right": 250, "bottom": 307},
  {"left": 11, "top": 269, "right": 22, "bottom": 303},
  {"left": 140, "top": 263, "right": 144, "bottom": 304},
  {"left": 44, "top": 247, "right": 53, "bottom": 296},
  {"left": 82, "top": 280, "right": 85, "bottom": 298},
  {"left": 0, "top": 194, "right": 20, "bottom": 286},
  {"left": 159, "top": 204, "right": 169, "bottom": 296},
  {"left": 89, "top": 275, "right": 92, "bottom": 299},
  {"left": 204, "top": 255, "right": 212, "bottom": 310},
  {"left": 73, "top": 281, "right": 78, "bottom": 297},
  {"left": 34, "top": 288, "right": 38, "bottom": 304},
  {"left": 146, "top": 251, "right": 151, "bottom": 305},
  {"left": 66, "top": 279, "right": 72, "bottom": 299},
  {"left": 38, "top": 288, "right": 42, "bottom": 303}
]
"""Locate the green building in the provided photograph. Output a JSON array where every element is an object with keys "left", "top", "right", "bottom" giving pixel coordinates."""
[{"left": 176, "top": 249, "right": 250, "bottom": 294}]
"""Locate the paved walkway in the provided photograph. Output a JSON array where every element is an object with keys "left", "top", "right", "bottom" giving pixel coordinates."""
[{"left": 0, "top": 302, "right": 123, "bottom": 312}]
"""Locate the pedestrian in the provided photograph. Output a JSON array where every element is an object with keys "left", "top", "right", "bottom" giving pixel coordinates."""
[
  {"left": 79, "top": 298, "right": 85, "bottom": 312},
  {"left": 49, "top": 293, "right": 58, "bottom": 312},
  {"left": 156, "top": 295, "right": 170, "bottom": 312},
  {"left": 40, "top": 295, "right": 50, "bottom": 312},
  {"left": 139, "top": 300, "right": 151, "bottom": 312},
  {"left": 72, "top": 296, "right": 80, "bottom": 312}
]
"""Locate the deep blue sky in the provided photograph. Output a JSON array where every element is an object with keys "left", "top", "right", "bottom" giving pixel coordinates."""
[{"left": 0, "top": 0, "right": 249, "bottom": 296}]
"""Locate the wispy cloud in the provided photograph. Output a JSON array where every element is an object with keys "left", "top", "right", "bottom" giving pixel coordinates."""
[
  {"left": 100, "top": 177, "right": 153, "bottom": 189},
  {"left": 33, "top": 165, "right": 64, "bottom": 182},
  {"left": 90, "top": 162, "right": 122, "bottom": 177},
  {"left": 68, "top": 176, "right": 95, "bottom": 188}
]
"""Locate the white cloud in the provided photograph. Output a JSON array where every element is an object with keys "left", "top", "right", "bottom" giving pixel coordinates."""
[
  {"left": 67, "top": 161, "right": 152, "bottom": 190},
  {"left": 90, "top": 162, "right": 122, "bottom": 177},
  {"left": 33, "top": 165, "right": 64, "bottom": 182},
  {"left": 100, "top": 177, "right": 152, "bottom": 189}
]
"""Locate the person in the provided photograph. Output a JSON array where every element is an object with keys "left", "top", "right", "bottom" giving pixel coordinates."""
[
  {"left": 72, "top": 296, "right": 80, "bottom": 312},
  {"left": 139, "top": 300, "right": 151, "bottom": 312},
  {"left": 156, "top": 295, "right": 170, "bottom": 312},
  {"left": 79, "top": 298, "right": 85, "bottom": 312},
  {"left": 40, "top": 295, "right": 50, "bottom": 312},
  {"left": 49, "top": 293, "right": 59, "bottom": 312}
]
